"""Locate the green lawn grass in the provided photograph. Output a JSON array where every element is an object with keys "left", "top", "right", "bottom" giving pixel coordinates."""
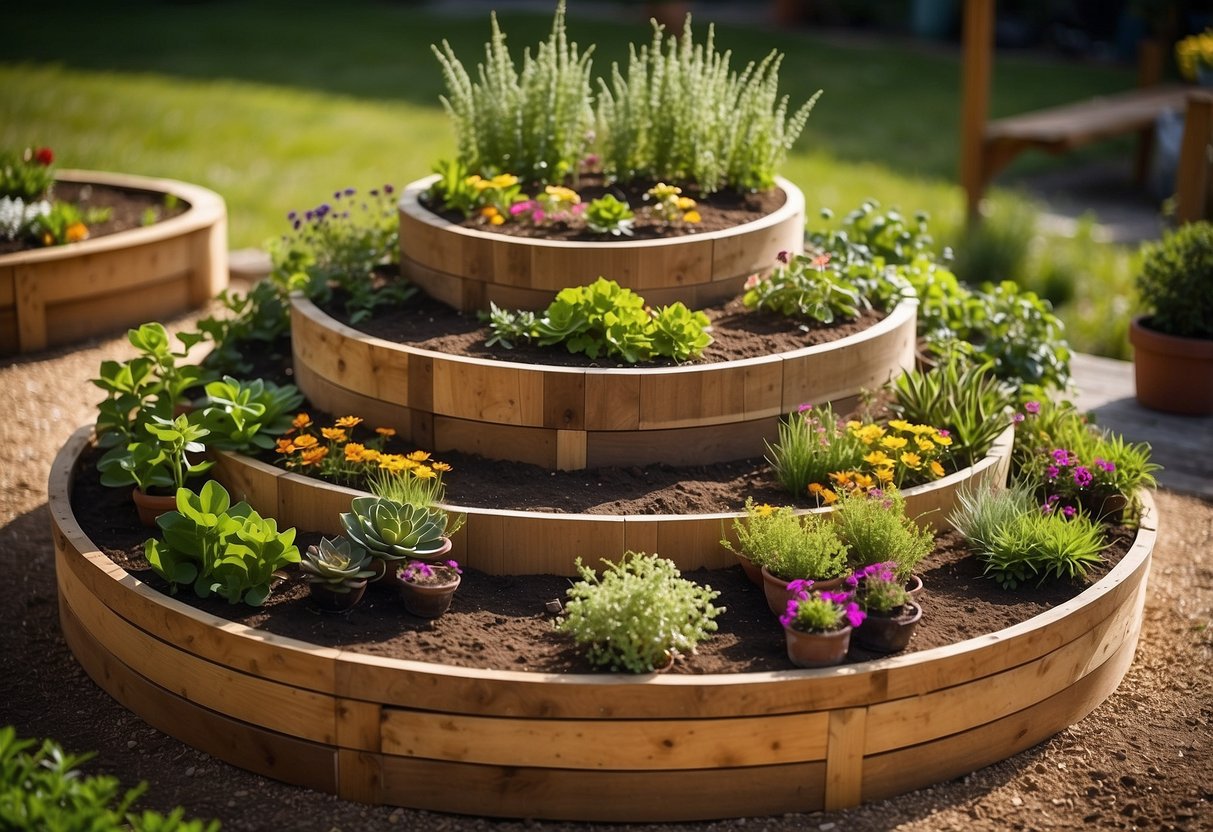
[{"left": 0, "top": 0, "right": 1147, "bottom": 358}]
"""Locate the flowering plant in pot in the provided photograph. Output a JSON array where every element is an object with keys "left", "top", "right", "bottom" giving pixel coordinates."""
[
  {"left": 397, "top": 559, "right": 463, "bottom": 619},
  {"left": 1129, "top": 221, "right": 1213, "bottom": 415},
  {"left": 339, "top": 496, "right": 455, "bottom": 585},
  {"left": 848, "top": 561, "right": 922, "bottom": 654},
  {"left": 300, "top": 536, "right": 375, "bottom": 613},
  {"left": 778, "top": 580, "right": 865, "bottom": 668}
]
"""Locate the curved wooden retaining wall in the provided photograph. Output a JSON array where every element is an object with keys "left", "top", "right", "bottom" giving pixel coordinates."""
[
  {"left": 209, "top": 424, "right": 1014, "bottom": 576},
  {"left": 0, "top": 170, "right": 227, "bottom": 355},
  {"left": 52, "top": 427, "right": 1156, "bottom": 821},
  {"left": 290, "top": 295, "right": 918, "bottom": 471},
  {"left": 398, "top": 175, "right": 805, "bottom": 312}
]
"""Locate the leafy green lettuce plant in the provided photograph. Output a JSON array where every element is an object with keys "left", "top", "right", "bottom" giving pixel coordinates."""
[
  {"left": 556, "top": 552, "right": 723, "bottom": 673},
  {"left": 583, "top": 194, "right": 634, "bottom": 236},
  {"left": 145, "top": 480, "right": 300, "bottom": 606}
]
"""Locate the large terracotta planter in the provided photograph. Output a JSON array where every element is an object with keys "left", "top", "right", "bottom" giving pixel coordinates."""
[
  {"left": 0, "top": 170, "right": 227, "bottom": 355},
  {"left": 398, "top": 175, "right": 805, "bottom": 313},
  {"left": 1129, "top": 316, "right": 1213, "bottom": 416}
]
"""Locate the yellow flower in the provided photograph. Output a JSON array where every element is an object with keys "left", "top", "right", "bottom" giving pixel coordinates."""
[
  {"left": 929, "top": 460, "right": 946, "bottom": 478},
  {"left": 887, "top": 419, "right": 913, "bottom": 432},
  {"left": 375, "top": 426, "right": 396, "bottom": 438},
  {"left": 412, "top": 465, "right": 437, "bottom": 479},
  {"left": 378, "top": 454, "right": 408, "bottom": 473},
  {"left": 432, "top": 461, "right": 452, "bottom": 473},
  {"left": 880, "top": 435, "right": 908, "bottom": 451},
  {"left": 358, "top": 448, "right": 381, "bottom": 463},
  {"left": 821, "top": 489, "right": 839, "bottom": 506},
  {"left": 406, "top": 450, "right": 431, "bottom": 462},
  {"left": 874, "top": 466, "right": 895, "bottom": 484},
  {"left": 648, "top": 182, "right": 681, "bottom": 199},
  {"left": 336, "top": 415, "right": 363, "bottom": 428},
  {"left": 481, "top": 206, "right": 500, "bottom": 219},
  {"left": 935, "top": 433, "right": 953, "bottom": 446},
  {"left": 490, "top": 214, "right": 504, "bottom": 225},
  {"left": 467, "top": 174, "right": 488, "bottom": 190},
  {"left": 292, "top": 413, "right": 312, "bottom": 429},
  {"left": 490, "top": 174, "right": 519, "bottom": 189},
  {"left": 65, "top": 222, "right": 89, "bottom": 243},
  {"left": 829, "top": 471, "right": 853, "bottom": 487},
  {"left": 322, "top": 427, "right": 347, "bottom": 443},
  {"left": 344, "top": 442, "right": 367, "bottom": 462},
  {"left": 300, "top": 447, "right": 329, "bottom": 466},
  {"left": 544, "top": 185, "right": 579, "bottom": 204},
  {"left": 753, "top": 502, "right": 775, "bottom": 517},
  {"left": 292, "top": 434, "right": 319, "bottom": 449},
  {"left": 676, "top": 196, "right": 696, "bottom": 210},
  {"left": 900, "top": 452, "right": 923, "bottom": 469},
  {"left": 864, "top": 450, "right": 891, "bottom": 466},
  {"left": 916, "top": 437, "right": 936, "bottom": 452},
  {"left": 275, "top": 438, "right": 295, "bottom": 455},
  {"left": 852, "top": 473, "right": 875, "bottom": 490},
  {"left": 807, "top": 482, "right": 825, "bottom": 495},
  {"left": 845, "top": 420, "right": 862, "bottom": 431},
  {"left": 854, "top": 424, "right": 885, "bottom": 445},
  {"left": 682, "top": 210, "right": 701, "bottom": 224}
]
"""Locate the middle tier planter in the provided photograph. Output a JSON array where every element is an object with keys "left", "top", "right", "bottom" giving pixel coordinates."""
[
  {"left": 289, "top": 294, "right": 919, "bottom": 471},
  {"left": 209, "top": 423, "right": 1013, "bottom": 576}
]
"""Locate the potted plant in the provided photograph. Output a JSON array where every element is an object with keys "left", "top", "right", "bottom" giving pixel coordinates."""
[
  {"left": 1129, "top": 221, "right": 1213, "bottom": 415},
  {"left": 300, "top": 536, "right": 375, "bottom": 613},
  {"left": 849, "top": 561, "right": 923, "bottom": 653},
  {"left": 778, "top": 581, "right": 865, "bottom": 668},
  {"left": 339, "top": 496, "right": 455, "bottom": 586},
  {"left": 397, "top": 559, "right": 463, "bottom": 619},
  {"left": 97, "top": 413, "right": 214, "bottom": 526},
  {"left": 832, "top": 486, "right": 935, "bottom": 581},
  {"left": 555, "top": 552, "right": 724, "bottom": 673}
]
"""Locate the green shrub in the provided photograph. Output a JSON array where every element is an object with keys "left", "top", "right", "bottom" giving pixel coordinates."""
[
  {"left": 983, "top": 509, "right": 1105, "bottom": 589},
  {"left": 741, "top": 250, "right": 871, "bottom": 324},
  {"left": 199, "top": 375, "right": 303, "bottom": 452},
  {"left": 556, "top": 552, "right": 724, "bottom": 673},
  {"left": 0, "top": 147, "right": 54, "bottom": 202},
  {"left": 0, "top": 726, "right": 219, "bottom": 831},
  {"left": 722, "top": 499, "right": 849, "bottom": 581},
  {"left": 1135, "top": 220, "right": 1213, "bottom": 339},
  {"left": 832, "top": 488, "right": 934, "bottom": 577},
  {"left": 949, "top": 481, "right": 1038, "bottom": 551}
]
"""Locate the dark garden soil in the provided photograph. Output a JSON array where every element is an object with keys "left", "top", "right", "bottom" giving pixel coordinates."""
[
  {"left": 0, "top": 181, "right": 188, "bottom": 255},
  {"left": 419, "top": 172, "right": 786, "bottom": 242},
  {"left": 68, "top": 442, "right": 1136, "bottom": 675}
]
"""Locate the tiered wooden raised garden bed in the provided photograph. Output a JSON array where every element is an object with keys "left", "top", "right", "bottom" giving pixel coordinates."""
[
  {"left": 208, "top": 422, "right": 1014, "bottom": 575},
  {"left": 51, "top": 427, "right": 1157, "bottom": 821},
  {"left": 398, "top": 175, "right": 805, "bottom": 312},
  {"left": 0, "top": 170, "right": 227, "bottom": 355}
]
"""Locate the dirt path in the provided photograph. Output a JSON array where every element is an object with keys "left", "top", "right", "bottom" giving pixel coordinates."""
[{"left": 1, "top": 316, "right": 1208, "bottom": 831}]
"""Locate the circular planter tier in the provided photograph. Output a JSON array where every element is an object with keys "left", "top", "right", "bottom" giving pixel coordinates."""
[
  {"left": 51, "top": 427, "right": 1156, "bottom": 821},
  {"left": 398, "top": 175, "right": 805, "bottom": 312},
  {"left": 290, "top": 294, "right": 918, "bottom": 471},
  {"left": 0, "top": 170, "right": 228, "bottom": 355},
  {"left": 209, "top": 424, "right": 1013, "bottom": 576}
]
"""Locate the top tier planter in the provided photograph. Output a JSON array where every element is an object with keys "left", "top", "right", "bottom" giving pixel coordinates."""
[
  {"left": 398, "top": 175, "right": 805, "bottom": 313},
  {"left": 0, "top": 170, "right": 228, "bottom": 355}
]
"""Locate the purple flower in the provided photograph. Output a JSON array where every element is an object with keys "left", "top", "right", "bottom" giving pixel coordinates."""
[
  {"left": 776, "top": 250, "right": 790, "bottom": 264},
  {"left": 344, "top": 187, "right": 356, "bottom": 196},
  {"left": 1062, "top": 505, "right": 1076, "bottom": 519},
  {"left": 844, "top": 573, "right": 859, "bottom": 589},
  {"left": 370, "top": 189, "right": 379, "bottom": 197},
  {"left": 1024, "top": 401, "right": 1040, "bottom": 414},
  {"left": 1013, "top": 412, "right": 1025, "bottom": 424},
  {"left": 1073, "top": 466, "right": 1093, "bottom": 488},
  {"left": 786, "top": 578, "right": 814, "bottom": 598},
  {"left": 292, "top": 219, "right": 301, "bottom": 230},
  {"left": 797, "top": 402, "right": 813, "bottom": 413},
  {"left": 445, "top": 559, "right": 462, "bottom": 574},
  {"left": 779, "top": 599, "right": 799, "bottom": 629},
  {"left": 287, "top": 210, "right": 297, "bottom": 221},
  {"left": 1042, "top": 502, "right": 1054, "bottom": 514},
  {"left": 1046, "top": 465, "right": 1059, "bottom": 479},
  {"left": 1095, "top": 458, "right": 1115, "bottom": 473},
  {"left": 844, "top": 602, "right": 866, "bottom": 628},
  {"left": 1052, "top": 448, "right": 1073, "bottom": 466},
  {"left": 510, "top": 200, "right": 535, "bottom": 216},
  {"left": 333, "top": 190, "right": 342, "bottom": 199},
  {"left": 938, "top": 429, "right": 950, "bottom": 438},
  {"left": 820, "top": 590, "right": 852, "bottom": 605},
  {"left": 384, "top": 184, "right": 395, "bottom": 195}
]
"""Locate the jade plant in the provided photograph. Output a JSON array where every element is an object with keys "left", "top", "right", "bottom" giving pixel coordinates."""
[
  {"left": 144, "top": 480, "right": 300, "bottom": 606},
  {"left": 199, "top": 375, "right": 303, "bottom": 452},
  {"left": 340, "top": 496, "right": 453, "bottom": 568},
  {"left": 300, "top": 536, "right": 375, "bottom": 592},
  {"left": 556, "top": 552, "right": 724, "bottom": 673},
  {"left": 97, "top": 413, "right": 213, "bottom": 494}
]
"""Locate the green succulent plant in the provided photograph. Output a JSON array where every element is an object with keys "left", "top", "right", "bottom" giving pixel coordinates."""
[
  {"left": 339, "top": 496, "right": 451, "bottom": 563},
  {"left": 300, "top": 536, "right": 375, "bottom": 591}
]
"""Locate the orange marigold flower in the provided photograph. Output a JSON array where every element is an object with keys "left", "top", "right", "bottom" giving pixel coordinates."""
[
  {"left": 874, "top": 466, "right": 895, "bottom": 483},
  {"left": 853, "top": 473, "right": 875, "bottom": 490},
  {"left": 292, "top": 413, "right": 312, "bottom": 429},
  {"left": 292, "top": 434, "right": 319, "bottom": 449},
  {"left": 65, "top": 222, "right": 89, "bottom": 243},
  {"left": 432, "top": 461, "right": 452, "bottom": 473},
  {"left": 489, "top": 214, "right": 505, "bottom": 226},
  {"left": 344, "top": 442, "right": 367, "bottom": 461},
  {"left": 300, "top": 447, "right": 329, "bottom": 466},
  {"left": 406, "top": 450, "right": 431, "bottom": 462},
  {"left": 929, "top": 460, "right": 946, "bottom": 478},
  {"left": 275, "top": 438, "right": 295, "bottom": 455},
  {"left": 374, "top": 426, "right": 396, "bottom": 438},
  {"left": 321, "top": 427, "right": 347, "bottom": 443},
  {"left": 808, "top": 482, "right": 825, "bottom": 495},
  {"left": 821, "top": 489, "right": 839, "bottom": 506},
  {"left": 336, "top": 415, "right": 362, "bottom": 428}
]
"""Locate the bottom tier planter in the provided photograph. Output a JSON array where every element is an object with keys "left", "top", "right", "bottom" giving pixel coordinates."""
[{"left": 49, "top": 427, "right": 1156, "bottom": 821}]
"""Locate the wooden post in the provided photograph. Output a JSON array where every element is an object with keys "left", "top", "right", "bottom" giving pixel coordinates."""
[
  {"left": 1175, "top": 91, "right": 1213, "bottom": 224},
  {"left": 1132, "top": 38, "right": 1164, "bottom": 186},
  {"left": 960, "top": 0, "right": 995, "bottom": 220}
]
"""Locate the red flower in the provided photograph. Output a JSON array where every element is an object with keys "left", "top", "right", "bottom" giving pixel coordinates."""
[{"left": 34, "top": 147, "right": 54, "bottom": 166}]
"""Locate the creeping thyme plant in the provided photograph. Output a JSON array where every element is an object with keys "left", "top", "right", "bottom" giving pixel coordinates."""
[{"left": 557, "top": 552, "right": 724, "bottom": 673}]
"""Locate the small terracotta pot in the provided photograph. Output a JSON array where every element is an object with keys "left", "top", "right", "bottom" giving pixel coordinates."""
[
  {"left": 399, "top": 570, "right": 461, "bottom": 619},
  {"left": 131, "top": 488, "right": 176, "bottom": 527},
  {"left": 853, "top": 601, "right": 923, "bottom": 654},
  {"left": 735, "top": 553, "right": 763, "bottom": 587},
  {"left": 1129, "top": 316, "right": 1213, "bottom": 415},
  {"left": 904, "top": 574, "right": 924, "bottom": 600},
  {"left": 309, "top": 580, "right": 367, "bottom": 614},
  {"left": 760, "top": 567, "right": 844, "bottom": 617},
  {"left": 368, "top": 537, "right": 453, "bottom": 589},
  {"left": 784, "top": 624, "right": 851, "bottom": 668}
]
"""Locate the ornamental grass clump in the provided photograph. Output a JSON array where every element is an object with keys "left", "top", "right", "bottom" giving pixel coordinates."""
[
  {"left": 431, "top": 1, "right": 595, "bottom": 185},
  {"left": 557, "top": 552, "right": 724, "bottom": 673},
  {"left": 595, "top": 18, "right": 820, "bottom": 193}
]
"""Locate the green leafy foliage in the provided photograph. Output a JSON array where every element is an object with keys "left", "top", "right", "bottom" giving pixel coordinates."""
[
  {"left": 432, "top": 1, "right": 595, "bottom": 185},
  {"left": 340, "top": 496, "right": 451, "bottom": 564},
  {"left": 488, "top": 277, "right": 712, "bottom": 363},
  {"left": 583, "top": 193, "right": 634, "bottom": 236},
  {"left": 1135, "top": 220, "right": 1213, "bottom": 339},
  {"left": 194, "top": 281, "right": 291, "bottom": 376},
  {"left": 0, "top": 727, "right": 220, "bottom": 831},
  {"left": 0, "top": 147, "right": 54, "bottom": 201},
  {"left": 199, "top": 375, "right": 303, "bottom": 451},
  {"left": 97, "top": 413, "right": 213, "bottom": 493},
  {"left": 596, "top": 19, "right": 819, "bottom": 192},
  {"left": 428, "top": 158, "right": 483, "bottom": 218},
  {"left": 949, "top": 481, "right": 1039, "bottom": 554},
  {"left": 145, "top": 480, "right": 300, "bottom": 606},
  {"left": 764, "top": 403, "right": 867, "bottom": 499},
  {"left": 831, "top": 487, "right": 934, "bottom": 578},
  {"left": 721, "top": 498, "right": 848, "bottom": 581},
  {"left": 556, "top": 552, "right": 723, "bottom": 673}
]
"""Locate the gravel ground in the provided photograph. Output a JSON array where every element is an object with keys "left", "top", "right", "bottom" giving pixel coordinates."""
[{"left": 1, "top": 310, "right": 1209, "bottom": 831}]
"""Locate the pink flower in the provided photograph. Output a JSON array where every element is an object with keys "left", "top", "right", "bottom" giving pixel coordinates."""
[
  {"left": 743, "top": 273, "right": 763, "bottom": 290},
  {"left": 1024, "top": 401, "right": 1040, "bottom": 414},
  {"left": 509, "top": 200, "right": 535, "bottom": 216}
]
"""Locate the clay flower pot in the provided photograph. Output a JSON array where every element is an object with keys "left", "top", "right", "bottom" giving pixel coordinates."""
[
  {"left": 853, "top": 601, "right": 923, "bottom": 654},
  {"left": 760, "top": 566, "right": 844, "bottom": 617},
  {"left": 735, "top": 552, "right": 763, "bottom": 587},
  {"left": 784, "top": 624, "right": 852, "bottom": 668},
  {"left": 131, "top": 488, "right": 176, "bottom": 527},
  {"left": 309, "top": 580, "right": 368, "bottom": 614},
  {"left": 1129, "top": 316, "right": 1213, "bottom": 416},
  {"left": 368, "top": 537, "right": 454, "bottom": 589},
  {"left": 398, "top": 562, "right": 462, "bottom": 619}
]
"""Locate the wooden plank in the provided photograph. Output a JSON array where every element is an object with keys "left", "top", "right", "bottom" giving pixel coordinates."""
[
  {"left": 432, "top": 414, "right": 557, "bottom": 468},
  {"left": 336, "top": 697, "right": 382, "bottom": 752},
  {"left": 209, "top": 449, "right": 282, "bottom": 518},
  {"left": 528, "top": 243, "right": 643, "bottom": 292},
  {"left": 380, "top": 708, "right": 830, "bottom": 769},
  {"left": 638, "top": 364, "right": 748, "bottom": 429},
  {"left": 497, "top": 510, "right": 625, "bottom": 575},
  {"left": 60, "top": 602, "right": 339, "bottom": 794},
  {"left": 399, "top": 256, "right": 464, "bottom": 311},
  {"left": 960, "top": 0, "right": 994, "bottom": 217},
  {"left": 825, "top": 707, "right": 867, "bottom": 810},
  {"left": 291, "top": 295, "right": 390, "bottom": 401},
  {"left": 0, "top": 265, "right": 14, "bottom": 305},
  {"left": 291, "top": 362, "right": 415, "bottom": 440},
  {"left": 13, "top": 265, "right": 46, "bottom": 351},
  {"left": 1176, "top": 91, "right": 1213, "bottom": 224},
  {"left": 430, "top": 354, "right": 544, "bottom": 426},
  {"left": 459, "top": 509, "right": 505, "bottom": 574},
  {"left": 632, "top": 237, "right": 713, "bottom": 291},
  {"left": 555, "top": 429, "right": 588, "bottom": 471},
  {"left": 743, "top": 355, "right": 785, "bottom": 420},
  {"left": 278, "top": 471, "right": 357, "bottom": 536},
  {"left": 0, "top": 308, "right": 17, "bottom": 355},
  {"left": 986, "top": 85, "right": 1190, "bottom": 145},
  {"left": 652, "top": 513, "right": 737, "bottom": 571},
  {"left": 491, "top": 234, "right": 534, "bottom": 289},
  {"left": 46, "top": 277, "right": 188, "bottom": 348},
  {"left": 584, "top": 371, "right": 641, "bottom": 431},
  {"left": 187, "top": 221, "right": 227, "bottom": 305},
  {"left": 543, "top": 370, "right": 585, "bottom": 430},
  {"left": 710, "top": 200, "right": 803, "bottom": 282},
  {"left": 586, "top": 418, "right": 777, "bottom": 469},
  {"left": 377, "top": 755, "right": 827, "bottom": 821},
  {"left": 28, "top": 235, "right": 192, "bottom": 304},
  {"left": 337, "top": 750, "right": 382, "bottom": 804}
]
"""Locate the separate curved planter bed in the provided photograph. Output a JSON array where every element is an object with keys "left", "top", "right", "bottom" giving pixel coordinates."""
[
  {"left": 52, "top": 427, "right": 1156, "bottom": 821},
  {"left": 0, "top": 170, "right": 227, "bottom": 355},
  {"left": 290, "top": 294, "right": 918, "bottom": 471},
  {"left": 209, "top": 423, "right": 1013, "bottom": 575},
  {"left": 399, "top": 175, "right": 805, "bottom": 312}
]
